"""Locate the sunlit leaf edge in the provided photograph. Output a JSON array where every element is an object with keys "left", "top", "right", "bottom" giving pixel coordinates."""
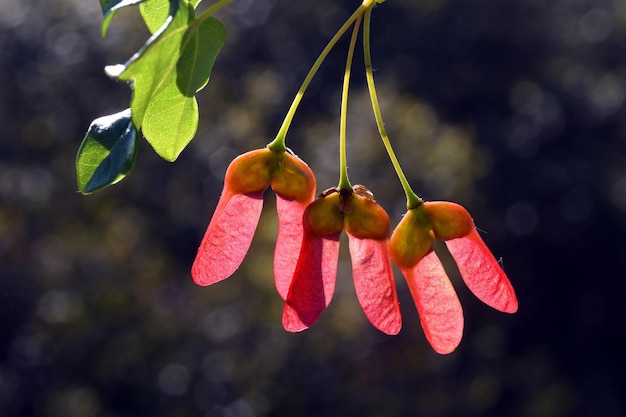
[{"left": 101, "top": 0, "right": 147, "bottom": 38}]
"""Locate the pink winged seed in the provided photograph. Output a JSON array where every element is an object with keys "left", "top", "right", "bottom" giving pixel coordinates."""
[
  {"left": 192, "top": 191, "right": 264, "bottom": 286},
  {"left": 347, "top": 235, "right": 401, "bottom": 335},
  {"left": 282, "top": 233, "right": 341, "bottom": 332},
  {"left": 273, "top": 196, "right": 310, "bottom": 300},
  {"left": 445, "top": 229, "right": 518, "bottom": 314},
  {"left": 403, "top": 250, "right": 464, "bottom": 354}
]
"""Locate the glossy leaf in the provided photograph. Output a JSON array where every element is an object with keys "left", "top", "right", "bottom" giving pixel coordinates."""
[
  {"left": 76, "top": 109, "right": 138, "bottom": 194},
  {"left": 107, "top": 0, "right": 226, "bottom": 161},
  {"left": 100, "top": 0, "right": 146, "bottom": 37}
]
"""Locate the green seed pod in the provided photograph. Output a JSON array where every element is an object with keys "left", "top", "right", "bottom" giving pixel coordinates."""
[
  {"left": 389, "top": 206, "right": 435, "bottom": 269},
  {"left": 304, "top": 192, "right": 344, "bottom": 236}
]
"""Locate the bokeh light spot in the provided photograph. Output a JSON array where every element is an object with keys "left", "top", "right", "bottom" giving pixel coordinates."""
[
  {"left": 158, "top": 363, "right": 191, "bottom": 396},
  {"left": 506, "top": 201, "right": 539, "bottom": 235},
  {"left": 37, "top": 290, "right": 83, "bottom": 323}
]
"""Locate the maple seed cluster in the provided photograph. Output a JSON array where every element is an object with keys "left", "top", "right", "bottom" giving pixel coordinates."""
[
  {"left": 192, "top": 147, "right": 518, "bottom": 354},
  {"left": 192, "top": 0, "right": 518, "bottom": 355}
]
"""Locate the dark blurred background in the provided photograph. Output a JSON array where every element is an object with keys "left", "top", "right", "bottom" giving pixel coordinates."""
[{"left": 1, "top": 0, "right": 625, "bottom": 416}]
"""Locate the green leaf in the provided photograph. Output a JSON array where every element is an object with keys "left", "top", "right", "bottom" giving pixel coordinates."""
[
  {"left": 76, "top": 109, "right": 138, "bottom": 194},
  {"left": 107, "top": 0, "right": 226, "bottom": 161},
  {"left": 140, "top": 0, "right": 174, "bottom": 34},
  {"left": 100, "top": 0, "right": 147, "bottom": 38}
]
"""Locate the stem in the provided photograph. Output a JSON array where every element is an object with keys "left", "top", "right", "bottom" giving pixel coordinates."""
[
  {"left": 268, "top": 0, "right": 376, "bottom": 152},
  {"left": 196, "top": 0, "right": 237, "bottom": 24},
  {"left": 337, "top": 13, "right": 362, "bottom": 191},
  {"left": 363, "top": 6, "right": 422, "bottom": 209}
]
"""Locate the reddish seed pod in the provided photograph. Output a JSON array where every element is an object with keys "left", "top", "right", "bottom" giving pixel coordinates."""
[
  {"left": 344, "top": 189, "right": 390, "bottom": 240},
  {"left": 423, "top": 201, "right": 474, "bottom": 240},
  {"left": 270, "top": 151, "right": 316, "bottom": 203},
  {"left": 224, "top": 149, "right": 273, "bottom": 194}
]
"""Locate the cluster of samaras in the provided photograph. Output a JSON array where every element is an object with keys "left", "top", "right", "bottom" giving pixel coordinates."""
[{"left": 192, "top": 148, "right": 517, "bottom": 354}]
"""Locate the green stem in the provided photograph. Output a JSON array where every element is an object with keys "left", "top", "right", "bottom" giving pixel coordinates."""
[
  {"left": 363, "top": 6, "right": 422, "bottom": 209},
  {"left": 337, "top": 13, "right": 363, "bottom": 191},
  {"left": 196, "top": 0, "right": 237, "bottom": 24},
  {"left": 268, "top": 0, "right": 376, "bottom": 152}
]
